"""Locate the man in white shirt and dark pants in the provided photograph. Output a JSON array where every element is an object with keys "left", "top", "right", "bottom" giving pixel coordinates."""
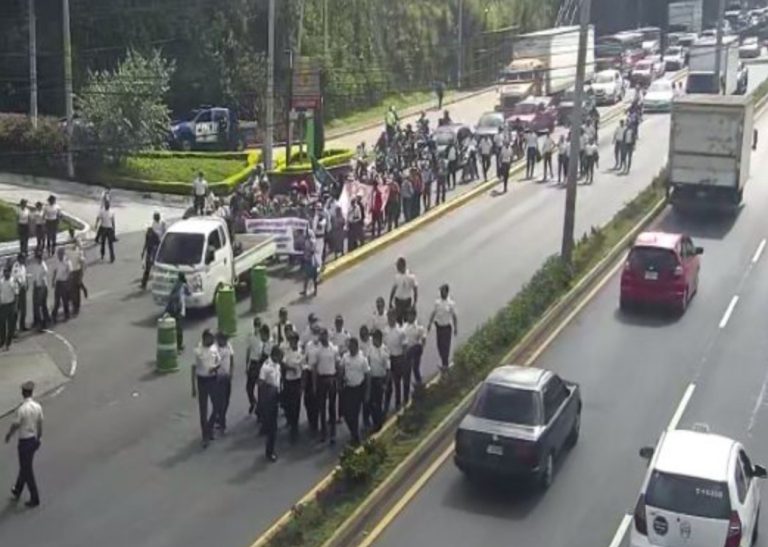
[
  {"left": 428, "top": 284, "right": 459, "bottom": 371},
  {"left": 383, "top": 310, "right": 407, "bottom": 413},
  {"left": 5, "top": 381, "right": 43, "bottom": 507},
  {"left": 95, "top": 201, "right": 116, "bottom": 263},
  {"left": 259, "top": 346, "right": 283, "bottom": 461},
  {"left": 340, "top": 338, "right": 370, "bottom": 446},
  {"left": 389, "top": 257, "right": 418, "bottom": 325},
  {"left": 30, "top": 251, "right": 50, "bottom": 331},
  {"left": 214, "top": 331, "right": 234, "bottom": 432},
  {"left": 0, "top": 265, "right": 19, "bottom": 350},
  {"left": 51, "top": 247, "right": 71, "bottom": 322},
  {"left": 17, "top": 199, "right": 30, "bottom": 257},
  {"left": 192, "top": 171, "right": 209, "bottom": 215},
  {"left": 311, "top": 329, "right": 340, "bottom": 444},
  {"left": 191, "top": 329, "right": 220, "bottom": 447},
  {"left": 12, "top": 254, "right": 29, "bottom": 333},
  {"left": 366, "top": 329, "right": 390, "bottom": 432}
]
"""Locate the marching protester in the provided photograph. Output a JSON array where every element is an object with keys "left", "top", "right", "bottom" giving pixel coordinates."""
[
  {"left": 331, "top": 314, "right": 351, "bottom": 423},
  {"left": 191, "top": 329, "right": 220, "bottom": 448},
  {"left": 613, "top": 119, "right": 626, "bottom": 170},
  {"left": 192, "top": 171, "right": 209, "bottom": 215},
  {"left": 370, "top": 180, "right": 384, "bottom": 237},
  {"left": 557, "top": 134, "right": 569, "bottom": 185},
  {"left": 400, "top": 174, "right": 414, "bottom": 223},
  {"left": 51, "top": 247, "right": 71, "bottom": 323},
  {"left": 479, "top": 135, "right": 493, "bottom": 181},
  {"left": 621, "top": 118, "right": 636, "bottom": 174},
  {"left": 421, "top": 161, "right": 433, "bottom": 212},
  {"left": 310, "top": 328, "right": 341, "bottom": 445},
  {"left": 541, "top": 130, "right": 555, "bottom": 182},
  {"left": 95, "top": 201, "right": 117, "bottom": 263},
  {"left": 17, "top": 199, "right": 30, "bottom": 257},
  {"left": 584, "top": 138, "right": 599, "bottom": 185},
  {"left": 300, "top": 228, "right": 320, "bottom": 297},
  {"left": 282, "top": 332, "right": 304, "bottom": 442},
  {"left": 259, "top": 346, "right": 283, "bottom": 461},
  {"left": 366, "top": 329, "right": 390, "bottom": 432},
  {"left": 32, "top": 202, "right": 45, "bottom": 256},
  {"left": 43, "top": 195, "right": 61, "bottom": 257},
  {"left": 68, "top": 231, "right": 87, "bottom": 315},
  {"left": 389, "top": 256, "right": 418, "bottom": 324},
  {"left": 246, "top": 320, "right": 272, "bottom": 417},
  {"left": 165, "top": 273, "right": 189, "bottom": 351},
  {"left": 386, "top": 177, "right": 401, "bottom": 230},
  {"left": 340, "top": 337, "right": 370, "bottom": 446},
  {"left": 368, "top": 296, "right": 388, "bottom": 335},
  {"left": 12, "top": 254, "right": 29, "bottom": 333},
  {"left": 383, "top": 309, "right": 406, "bottom": 413},
  {"left": 404, "top": 307, "right": 426, "bottom": 386},
  {"left": 428, "top": 283, "right": 459, "bottom": 371},
  {"left": 272, "top": 307, "right": 294, "bottom": 348},
  {"left": 498, "top": 140, "right": 513, "bottom": 193},
  {"left": 524, "top": 127, "right": 539, "bottom": 180},
  {"left": 435, "top": 155, "right": 448, "bottom": 205},
  {"left": 5, "top": 381, "right": 43, "bottom": 508},
  {"left": 0, "top": 264, "right": 18, "bottom": 350},
  {"left": 30, "top": 251, "right": 50, "bottom": 331},
  {"left": 302, "top": 317, "right": 321, "bottom": 435},
  {"left": 214, "top": 331, "right": 234, "bottom": 433},
  {"left": 140, "top": 226, "right": 161, "bottom": 290}
]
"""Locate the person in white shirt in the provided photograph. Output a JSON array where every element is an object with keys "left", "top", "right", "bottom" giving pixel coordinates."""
[
  {"left": 383, "top": 310, "right": 406, "bottom": 413},
  {"left": 11, "top": 254, "right": 29, "bottom": 333},
  {"left": 389, "top": 256, "right": 418, "bottom": 324},
  {"left": 428, "top": 284, "right": 459, "bottom": 371},
  {"left": 67, "top": 229, "right": 87, "bottom": 315},
  {"left": 478, "top": 136, "right": 493, "bottom": 181},
  {"left": 5, "top": 381, "right": 43, "bottom": 507},
  {"left": 303, "top": 320, "right": 322, "bottom": 434},
  {"left": 368, "top": 296, "right": 388, "bottom": 334},
  {"left": 498, "top": 141, "right": 514, "bottom": 193},
  {"left": 99, "top": 185, "right": 111, "bottom": 211},
  {"left": 330, "top": 314, "right": 351, "bottom": 423},
  {"left": 17, "top": 199, "right": 30, "bottom": 257},
  {"left": 613, "top": 120, "right": 626, "bottom": 170},
  {"left": 214, "top": 331, "right": 234, "bottom": 432},
  {"left": 51, "top": 247, "right": 71, "bottom": 322},
  {"left": 310, "top": 329, "right": 340, "bottom": 444},
  {"left": 282, "top": 333, "right": 304, "bottom": 441},
  {"left": 31, "top": 201, "right": 45, "bottom": 256},
  {"left": 340, "top": 338, "right": 370, "bottom": 446},
  {"left": 524, "top": 127, "right": 539, "bottom": 180},
  {"left": 43, "top": 195, "right": 61, "bottom": 257},
  {"left": 151, "top": 212, "right": 166, "bottom": 239},
  {"left": 403, "top": 307, "right": 427, "bottom": 387},
  {"left": 191, "top": 330, "right": 220, "bottom": 447},
  {"left": 557, "top": 134, "right": 570, "bottom": 185},
  {"left": 0, "top": 265, "right": 19, "bottom": 350},
  {"left": 446, "top": 143, "right": 458, "bottom": 189},
  {"left": 584, "top": 138, "right": 599, "bottom": 184},
  {"left": 95, "top": 201, "right": 116, "bottom": 263},
  {"left": 366, "top": 329, "right": 390, "bottom": 431},
  {"left": 272, "top": 307, "right": 295, "bottom": 348},
  {"left": 259, "top": 346, "right": 283, "bottom": 461},
  {"left": 29, "top": 251, "right": 50, "bottom": 331},
  {"left": 541, "top": 131, "right": 555, "bottom": 181},
  {"left": 192, "top": 171, "right": 209, "bottom": 215},
  {"left": 246, "top": 321, "right": 272, "bottom": 416}
]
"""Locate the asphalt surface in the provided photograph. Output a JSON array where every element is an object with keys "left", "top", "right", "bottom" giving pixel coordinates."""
[
  {"left": 372, "top": 65, "right": 768, "bottom": 547},
  {"left": 0, "top": 70, "right": 700, "bottom": 547}
]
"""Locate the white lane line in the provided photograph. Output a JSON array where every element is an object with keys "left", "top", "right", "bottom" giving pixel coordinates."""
[
  {"left": 753, "top": 239, "right": 767, "bottom": 264},
  {"left": 608, "top": 514, "right": 633, "bottom": 547},
  {"left": 668, "top": 383, "right": 696, "bottom": 431},
  {"left": 43, "top": 329, "right": 78, "bottom": 377},
  {"left": 719, "top": 296, "right": 740, "bottom": 329},
  {"left": 748, "top": 365, "right": 768, "bottom": 437}
]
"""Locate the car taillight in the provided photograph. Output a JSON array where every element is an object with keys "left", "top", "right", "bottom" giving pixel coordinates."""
[
  {"left": 633, "top": 494, "right": 648, "bottom": 536},
  {"left": 673, "top": 264, "right": 684, "bottom": 277},
  {"left": 516, "top": 443, "right": 538, "bottom": 465},
  {"left": 724, "top": 511, "right": 742, "bottom": 547}
]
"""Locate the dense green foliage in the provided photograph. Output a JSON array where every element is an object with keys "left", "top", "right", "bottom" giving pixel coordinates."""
[{"left": 0, "top": 114, "right": 67, "bottom": 174}]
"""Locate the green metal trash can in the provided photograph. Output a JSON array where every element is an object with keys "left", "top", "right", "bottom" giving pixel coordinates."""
[
  {"left": 156, "top": 315, "right": 179, "bottom": 373},
  {"left": 250, "top": 266, "right": 268, "bottom": 313},
  {"left": 216, "top": 284, "right": 237, "bottom": 337}
]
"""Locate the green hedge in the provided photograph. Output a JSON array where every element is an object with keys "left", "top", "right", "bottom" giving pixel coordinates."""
[
  {"left": 0, "top": 114, "right": 66, "bottom": 174},
  {"left": 266, "top": 172, "right": 668, "bottom": 547}
]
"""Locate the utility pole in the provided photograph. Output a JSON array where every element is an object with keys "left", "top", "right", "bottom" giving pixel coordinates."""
[
  {"left": 28, "top": 0, "right": 38, "bottom": 128},
  {"left": 714, "top": 0, "right": 726, "bottom": 94},
  {"left": 457, "top": 0, "right": 464, "bottom": 88},
  {"left": 561, "top": 0, "right": 591, "bottom": 266},
  {"left": 285, "top": 48, "right": 294, "bottom": 163},
  {"left": 62, "top": 0, "right": 74, "bottom": 178},
  {"left": 264, "top": 0, "right": 275, "bottom": 170},
  {"left": 323, "top": 0, "right": 329, "bottom": 55}
]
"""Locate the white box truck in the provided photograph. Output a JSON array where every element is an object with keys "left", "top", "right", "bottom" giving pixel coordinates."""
[
  {"left": 668, "top": 94, "right": 753, "bottom": 211},
  {"left": 686, "top": 36, "right": 740, "bottom": 95},
  {"left": 150, "top": 216, "right": 277, "bottom": 310},
  {"left": 498, "top": 25, "right": 594, "bottom": 112},
  {"left": 668, "top": 0, "right": 703, "bottom": 33}
]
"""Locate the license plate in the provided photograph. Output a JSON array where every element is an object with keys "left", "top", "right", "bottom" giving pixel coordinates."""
[
  {"left": 644, "top": 271, "right": 659, "bottom": 281},
  {"left": 486, "top": 444, "right": 503, "bottom": 456}
]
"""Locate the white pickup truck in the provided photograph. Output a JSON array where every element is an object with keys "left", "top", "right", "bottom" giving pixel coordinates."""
[{"left": 150, "top": 216, "right": 277, "bottom": 310}]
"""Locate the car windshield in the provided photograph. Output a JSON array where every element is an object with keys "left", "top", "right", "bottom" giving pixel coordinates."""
[
  {"left": 649, "top": 81, "right": 672, "bottom": 93},
  {"left": 156, "top": 233, "right": 205, "bottom": 266},
  {"left": 434, "top": 131, "right": 455, "bottom": 145},
  {"left": 177, "top": 109, "right": 200, "bottom": 123},
  {"left": 478, "top": 114, "right": 503, "bottom": 128},
  {"left": 470, "top": 383, "right": 539, "bottom": 425},
  {"left": 629, "top": 246, "right": 678, "bottom": 272},
  {"left": 512, "top": 102, "right": 539, "bottom": 115},
  {"left": 503, "top": 70, "right": 534, "bottom": 82},
  {"left": 645, "top": 471, "right": 731, "bottom": 519},
  {"left": 594, "top": 72, "right": 615, "bottom": 84},
  {"left": 686, "top": 73, "right": 717, "bottom": 93}
]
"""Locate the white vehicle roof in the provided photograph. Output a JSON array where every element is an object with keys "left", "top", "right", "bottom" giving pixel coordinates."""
[
  {"left": 654, "top": 429, "right": 736, "bottom": 482},
  {"left": 167, "top": 216, "right": 225, "bottom": 235},
  {"left": 486, "top": 365, "right": 551, "bottom": 391}
]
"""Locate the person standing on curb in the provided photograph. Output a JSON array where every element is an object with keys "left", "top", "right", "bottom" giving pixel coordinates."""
[
  {"left": 367, "top": 329, "right": 390, "bottom": 432},
  {"left": 404, "top": 307, "right": 426, "bottom": 387},
  {"left": 389, "top": 257, "right": 418, "bottom": 325},
  {"left": 12, "top": 254, "right": 29, "bottom": 334},
  {"left": 428, "top": 284, "right": 459, "bottom": 371},
  {"left": 29, "top": 251, "right": 49, "bottom": 331},
  {"left": 43, "top": 195, "right": 61, "bottom": 257},
  {"left": 282, "top": 332, "right": 304, "bottom": 443},
  {"left": 214, "top": 331, "right": 234, "bottom": 433},
  {"left": 383, "top": 310, "right": 406, "bottom": 413},
  {"left": 259, "top": 346, "right": 282, "bottom": 462},
  {"left": 192, "top": 171, "right": 208, "bottom": 215},
  {"left": 17, "top": 199, "right": 30, "bottom": 257},
  {"left": 0, "top": 264, "right": 18, "bottom": 350},
  {"left": 5, "top": 381, "right": 43, "bottom": 508},
  {"left": 95, "top": 201, "right": 116, "bottom": 263},
  {"left": 191, "top": 329, "right": 220, "bottom": 448},
  {"left": 50, "top": 248, "right": 71, "bottom": 323},
  {"left": 340, "top": 337, "right": 370, "bottom": 447},
  {"left": 311, "top": 328, "right": 340, "bottom": 445}
]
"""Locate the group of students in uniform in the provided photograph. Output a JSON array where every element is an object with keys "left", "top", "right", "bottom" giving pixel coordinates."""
[{"left": 191, "top": 257, "right": 459, "bottom": 462}]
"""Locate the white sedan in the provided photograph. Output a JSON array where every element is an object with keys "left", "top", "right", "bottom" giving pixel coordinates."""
[{"left": 643, "top": 80, "right": 676, "bottom": 113}]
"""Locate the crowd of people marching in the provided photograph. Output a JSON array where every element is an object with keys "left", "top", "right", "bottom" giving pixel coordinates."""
[{"left": 188, "top": 256, "right": 458, "bottom": 460}]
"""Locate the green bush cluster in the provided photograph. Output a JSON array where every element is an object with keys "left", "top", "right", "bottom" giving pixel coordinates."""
[
  {"left": 0, "top": 114, "right": 66, "bottom": 174},
  {"left": 338, "top": 439, "right": 388, "bottom": 484}
]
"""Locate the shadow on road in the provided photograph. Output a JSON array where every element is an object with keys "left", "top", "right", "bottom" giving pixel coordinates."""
[
  {"left": 613, "top": 306, "right": 683, "bottom": 328},
  {"left": 442, "top": 471, "right": 547, "bottom": 520},
  {"left": 661, "top": 206, "right": 742, "bottom": 241}
]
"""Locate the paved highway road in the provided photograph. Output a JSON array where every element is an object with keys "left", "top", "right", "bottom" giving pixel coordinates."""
[
  {"left": 371, "top": 67, "right": 768, "bottom": 547},
  {"left": 0, "top": 71, "right": 706, "bottom": 547}
]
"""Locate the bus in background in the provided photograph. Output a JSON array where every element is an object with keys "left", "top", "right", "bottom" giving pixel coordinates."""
[{"left": 595, "top": 31, "right": 645, "bottom": 75}]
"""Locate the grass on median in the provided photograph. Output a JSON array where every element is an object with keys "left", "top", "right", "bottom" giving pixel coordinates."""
[
  {"left": 0, "top": 200, "right": 78, "bottom": 244},
  {"left": 108, "top": 154, "right": 250, "bottom": 184},
  {"left": 266, "top": 173, "right": 669, "bottom": 547}
]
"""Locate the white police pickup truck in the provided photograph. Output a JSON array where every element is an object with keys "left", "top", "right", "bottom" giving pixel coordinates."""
[{"left": 150, "top": 216, "right": 276, "bottom": 310}]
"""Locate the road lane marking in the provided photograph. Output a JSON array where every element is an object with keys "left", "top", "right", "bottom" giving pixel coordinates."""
[
  {"left": 753, "top": 239, "right": 767, "bottom": 264},
  {"left": 608, "top": 514, "right": 632, "bottom": 547},
  {"left": 668, "top": 383, "right": 696, "bottom": 431},
  {"left": 43, "top": 329, "right": 78, "bottom": 377},
  {"left": 748, "top": 365, "right": 768, "bottom": 437},
  {"left": 358, "top": 441, "right": 455, "bottom": 547},
  {"left": 719, "top": 296, "right": 740, "bottom": 329}
]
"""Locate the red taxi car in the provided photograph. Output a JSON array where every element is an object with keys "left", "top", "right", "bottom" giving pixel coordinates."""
[{"left": 620, "top": 232, "right": 703, "bottom": 314}]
